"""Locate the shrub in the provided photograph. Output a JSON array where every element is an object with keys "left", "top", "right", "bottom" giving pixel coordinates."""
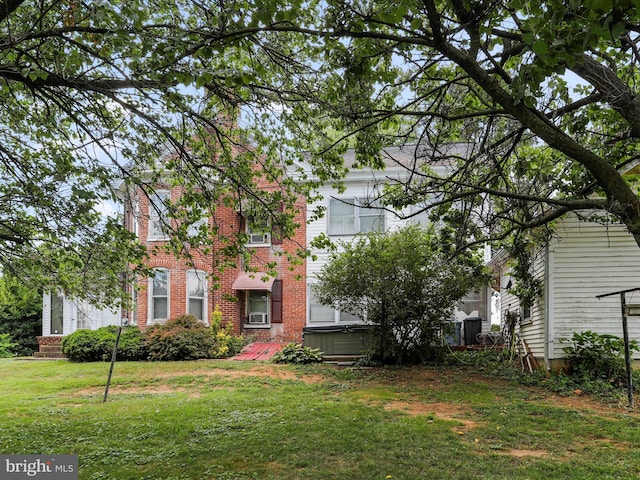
[
  {"left": 62, "top": 326, "right": 147, "bottom": 362},
  {"left": 210, "top": 306, "right": 248, "bottom": 358},
  {"left": 562, "top": 330, "right": 639, "bottom": 387},
  {"left": 0, "top": 333, "right": 17, "bottom": 358},
  {"left": 63, "top": 327, "right": 115, "bottom": 362},
  {"left": 145, "top": 314, "right": 215, "bottom": 361},
  {"left": 115, "top": 326, "right": 148, "bottom": 361},
  {"left": 271, "top": 343, "right": 323, "bottom": 364}
]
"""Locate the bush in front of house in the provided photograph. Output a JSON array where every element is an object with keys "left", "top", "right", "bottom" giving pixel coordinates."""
[
  {"left": 210, "top": 306, "right": 248, "bottom": 358},
  {"left": 62, "top": 327, "right": 114, "bottom": 361},
  {"left": 62, "top": 326, "right": 147, "bottom": 362},
  {"left": 117, "top": 326, "right": 149, "bottom": 361},
  {"left": 271, "top": 343, "right": 323, "bottom": 364},
  {"left": 145, "top": 314, "right": 215, "bottom": 361},
  {"left": 562, "top": 330, "right": 639, "bottom": 387}
]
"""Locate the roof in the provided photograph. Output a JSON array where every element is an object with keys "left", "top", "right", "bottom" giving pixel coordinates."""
[{"left": 341, "top": 143, "right": 472, "bottom": 170}]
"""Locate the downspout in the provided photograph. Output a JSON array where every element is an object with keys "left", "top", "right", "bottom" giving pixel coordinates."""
[{"left": 544, "top": 243, "right": 551, "bottom": 372}]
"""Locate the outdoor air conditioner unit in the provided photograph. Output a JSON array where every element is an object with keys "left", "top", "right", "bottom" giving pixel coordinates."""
[{"left": 248, "top": 313, "right": 267, "bottom": 324}]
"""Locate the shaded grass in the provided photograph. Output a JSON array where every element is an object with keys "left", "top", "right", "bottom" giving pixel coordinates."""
[{"left": 1, "top": 359, "right": 639, "bottom": 479}]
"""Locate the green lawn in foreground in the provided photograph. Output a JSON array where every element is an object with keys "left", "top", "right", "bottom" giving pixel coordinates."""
[{"left": 0, "top": 358, "right": 639, "bottom": 480}]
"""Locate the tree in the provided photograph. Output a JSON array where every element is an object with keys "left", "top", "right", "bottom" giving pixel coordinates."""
[
  {"left": 314, "top": 225, "right": 484, "bottom": 364},
  {"left": 0, "top": 0, "right": 331, "bottom": 306},
  {"left": 0, "top": 273, "right": 42, "bottom": 356},
  {"left": 249, "top": 1, "right": 640, "bottom": 257},
  {"left": 6, "top": 0, "right": 640, "bottom": 308}
]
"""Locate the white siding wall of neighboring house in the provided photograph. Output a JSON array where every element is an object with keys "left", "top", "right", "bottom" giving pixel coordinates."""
[
  {"left": 42, "top": 292, "right": 121, "bottom": 336},
  {"left": 549, "top": 212, "right": 640, "bottom": 359},
  {"left": 496, "top": 246, "right": 546, "bottom": 360},
  {"left": 519, "top": 247, "right": 547, "bottom": 359}
]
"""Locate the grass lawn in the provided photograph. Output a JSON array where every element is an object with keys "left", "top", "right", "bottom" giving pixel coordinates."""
[{"left": 1, "top": 358, "right": 639, "bottom": 480}]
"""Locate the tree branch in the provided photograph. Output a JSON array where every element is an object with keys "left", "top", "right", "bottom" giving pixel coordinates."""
[{"left": 0, "top": 0, "right": 24, "bottom": 24}]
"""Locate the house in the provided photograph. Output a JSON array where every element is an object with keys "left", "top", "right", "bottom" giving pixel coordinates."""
[
  {"left": 119, "top": 178, "right": 307, "bottom": 343},
  {"left": 301, "top": 144, "right": 492, "bottom": 353},
  {"left": 37, "top": 141, "right": 491, "bottom": 357},
  {"left": 36, "top": 115, "right": 308, "bottom": 357},
  {"left": 490, "top": 211, "right": 640, "bottom": 370},
  {"left": 37, "top": 182, "right": 307, "bottom": 356}
]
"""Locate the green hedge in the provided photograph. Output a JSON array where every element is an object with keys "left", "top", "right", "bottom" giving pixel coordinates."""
[
  {"left": 62, "top": 314, "right": 247, "bottom": 362},
  {"left": 62, "top": 326, "right": 147, "bottom": 362}
]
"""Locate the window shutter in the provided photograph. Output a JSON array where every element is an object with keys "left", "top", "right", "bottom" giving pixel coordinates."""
[
  {"left": 271, "top": 279, "right": 283, "bottom": 323},
  {"left": 272, "top": 203, "right": 284, "bottom": 245}
]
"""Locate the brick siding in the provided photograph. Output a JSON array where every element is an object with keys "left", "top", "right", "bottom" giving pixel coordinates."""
[{"left": 125, "top": 184, "right": 307, "bottom": 343}]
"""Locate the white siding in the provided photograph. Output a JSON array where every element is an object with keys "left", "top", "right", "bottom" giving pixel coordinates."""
[
  {"left": 549, "top": 213, "right": 640, "bottom": 359},
  {"left": 496, "top": 248, "right": 546, "bottom": 359},
  {"left": 42, "top": 292, "right": 121, "bottom": 336},
  {"left": 519, "top": 247, "right": 546, "bottom": 358},
  {"left": 307, "top": 178, "right": 406, "bottom": 281},
  {"left": 306, "top": 167, "right": 446, "bottom": 325}
]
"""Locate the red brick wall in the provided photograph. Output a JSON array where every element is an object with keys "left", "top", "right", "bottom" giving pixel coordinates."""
[{"left": 125, "top": 183, "right": 307, "bottom": 343}]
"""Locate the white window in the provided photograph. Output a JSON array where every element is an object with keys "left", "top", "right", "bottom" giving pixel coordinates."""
[
  {"left": 150, "top": 269, "right": 169, "bottom": 322},
  {"left": 328, "top": 198, "right": 384, "bottom": 235},
  {"left": 187, "top": 270, "right": 207, "bottom": 322},
  {"left": 308, "top": 286, "right": 335, "bottom": 324},
  {"left": 308, "top": 285, "right": 363, "bottom": 324},
  {"left": 247, "top": 291, "right": 270, "bottom": 325},
  {"left": 339, "top": 310, "right": 362, "bottom": 323},
  {"left": 131, "top": 198, "right": 140, "bottom": 236},
  {"left": 185, "top": 207, "right": 207, "bottom": 238},
  {"left": 148, "top": 191, "right": 170, "bottom": 240},
  {"left": 246, "top": 215, "right": 271, "bottom": 245}
]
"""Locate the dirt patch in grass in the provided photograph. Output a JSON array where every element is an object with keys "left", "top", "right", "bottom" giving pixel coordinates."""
[
  {"left": 503, "top": 449, "right": 549, "bottom": 458},
  {"left": 61, "top": 363, "right": 637, "bottom": 418},
  {"left": 383, "top": 400, "right": 479, "bottom": 433},
  {"left": 142, "top": 363, "right": 325, "bottom": 384}
]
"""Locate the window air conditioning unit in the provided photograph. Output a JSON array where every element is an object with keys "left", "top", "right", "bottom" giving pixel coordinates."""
[
  {"left": 248, "top": 313, "right": 268, "bottom": 324},
  {"left": 249, "top": 233, "right": 269, "bottom": 244}
]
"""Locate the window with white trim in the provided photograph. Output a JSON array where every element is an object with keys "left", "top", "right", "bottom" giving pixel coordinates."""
[
  {"left": 187, "top": 270, "right": 207, "bottom": 322},
  {"left": 247, "top": 291, "right": 270, "bottom": 325},
  {"left": 308, "top": 285, "right": 363, "bottom": 324},
  {"left": 150, "top": 269, "right": 169, "bottom": 322},
  {"left": 148, "top": 191, "right": 170, "bottom": 240},
  {"left": 328, "top": 198, "right": 384, "bottom": 235},
  {"left": 308, "top": 286, "right": 335, "bottom": 324},
  {"left": 186, "top": 207, "right": 207, "bottom": 238},
  {"left": 245, "top": 215, "right": 271, "bottom": 245}
]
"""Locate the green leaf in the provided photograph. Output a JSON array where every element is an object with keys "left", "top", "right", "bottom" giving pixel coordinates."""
[{"left": 532, "top": 39, "right": 548, "bottom": 56}]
